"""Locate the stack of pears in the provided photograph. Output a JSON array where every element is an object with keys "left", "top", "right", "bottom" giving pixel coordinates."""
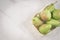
[{"left": 32, "top": 3, "right": 60, "bottom": 35}]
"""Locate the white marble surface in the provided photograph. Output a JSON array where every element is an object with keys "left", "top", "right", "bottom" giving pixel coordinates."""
[{"left": 0, "top": 0, "right": 60, "bottom": 40}]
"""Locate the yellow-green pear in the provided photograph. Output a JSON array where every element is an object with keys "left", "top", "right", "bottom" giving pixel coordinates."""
[
  {"left": 40, "top": 10, "right": 51, "bottom": 21},
  {"left": 53, "top": 9, "right": 60, "bottom": 20},
  {"left": 44, "top": 3, "right": 55, "bottom": 12},
  {"left": 40, "top": 3, "right": 55, "bottom": 21},
  {"left": 32, "top": 17, "right": 43, "bottom": 29},
  {"left": 39, "top": 24, "right": 52, "bottom": 35},
  {"left": 47, "top": 19, "right": 60, "bottom": 26}
]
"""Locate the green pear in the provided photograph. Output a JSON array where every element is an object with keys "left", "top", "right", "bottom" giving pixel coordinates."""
[
  {"left": 40, "top": 10, "right": 51, "bottom": 21},
  {"left": 53, "top": 9, "right": 60, "bottom": 20},
  {"left": 44, "top": 3, "right": 55, "bottom": 12},
  {"left": 32, "top": 17, "right": 43, "bottom": 29},
  {"left": 40, "top": 3, "right": 55, "bottom": 21},
  {"left": 39, "top": 24, "right": 52, "bottom": 35},
  {"left": 47, "top": 19, "right": 60, "bottom": 26},
  {"left": 45, "top": 1, "right": 57, "bottom": 12}
]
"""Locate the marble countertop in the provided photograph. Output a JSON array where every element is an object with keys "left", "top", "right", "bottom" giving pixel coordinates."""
[{"left": 0, "top": 0, "right": 60, "bottom": 40}]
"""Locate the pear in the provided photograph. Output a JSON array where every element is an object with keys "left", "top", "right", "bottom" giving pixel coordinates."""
[
  {"left": 40, "top": 10, "right": 51, "bottom": 21},
  {"left": 47, "top": 19, "right": 60, "bottom": 26},
  {"left": 32, "top": 17, "right": 43, "bottom": 29},
  {"left": 40, "top": 3, "right": 55, "bottom": 21},
  {"left": 53, "top": 9, "right": 60, "bottom": 20},
  {"left": 44, "top": 3, "right": 55, "bottom": 12},
  {"left": 39, "top": 24, "right": 52, "bottom": 35},
  {"left": 45, "top": 1, "right": 58, "bottom": 12}
]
